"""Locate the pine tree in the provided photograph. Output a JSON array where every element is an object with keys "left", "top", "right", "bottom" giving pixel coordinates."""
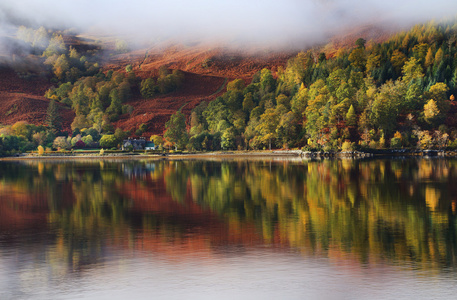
[{"left": 46, "top": 99, "right": 61, "bottom": 133}]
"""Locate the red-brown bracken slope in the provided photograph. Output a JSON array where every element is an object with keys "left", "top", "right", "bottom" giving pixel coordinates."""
[
  {"left": 0, "top": 67, "right": 74, "bottom": 131},
  {"left": 107, "top": 45, "right": 296, "bottom": 135}
]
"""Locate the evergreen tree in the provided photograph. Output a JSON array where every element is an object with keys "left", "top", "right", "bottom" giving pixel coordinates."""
[{"left": 46, "top": 99, "right": 61, "bottom": 133}]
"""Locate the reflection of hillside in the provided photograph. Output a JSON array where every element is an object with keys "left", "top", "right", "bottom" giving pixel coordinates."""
[
  {"left": 180, "top": 159, "right": 457, "bottom": 269},
  {"left": 0, "top": 161, "right": 76, "bottom": 234},
  {"left": 0, "top": 184, "right": 48, "bottom": 231},
  {"left": 116, "top": 174, "right": 264, "bottom": 255},
  {"left": 1, "top": 159, "right": 457, "bottom": 273}
]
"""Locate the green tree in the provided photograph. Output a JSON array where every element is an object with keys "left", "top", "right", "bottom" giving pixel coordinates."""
[
  {"left": 106, "top": 89, "right": 122, "bottom": 116},
  {"left": 276, "top": 111, "right": 298, "bottom": 148},
  {"left": 46, "top": 99, "right": 61, "bottom": 133},
  {"left": 221, "top": 127, "right": 236, "bottom": 150},
  {"left": 11, "top": 121, "right": 30, "bottom": 139},
  {"left": 71, "top": 115, "right": 91, "bottom": 131},
  {"left": 164, "top": 110, "right": 188, "bottom": 150},
  {"left": 99, "top": 134, "right": 118, "bottom": 149},
  {"left": 81, "top": 135, "right": 94, "bottom": 147},
  {"left": 346, "top": 104, "right": 356, "bottom": 126},
  {"left": 355, "top": 38, "right": 366, "bottom": 49},
  {"left": 256, "top": 108, "right": 279, "bottom": 150},
  {"left": 43, "top": 35, "right": 65, "bottom": 57},
  {"left": 242, "top": 92, "right": 256, "bottom": 112},
  {"left": 371, "top": 80, "right": 405, "bottom": 135},
  {"left": 290, "top": 83, "right": 308, "bottom": 115},
  {"left": 226, "top": 79, "right": 245, "bottom": 91},
  {"left": 114, "top": 128, "right": 129, "bottom": 141},
  {"left": 402, "top": 57, "right": 424, "bottom": 83},
  {"left": 348, "top": 48, "right": 366, "bottom": 71},
  {"left": 260, "top": 68, "right": 276, "bottom": 94}
]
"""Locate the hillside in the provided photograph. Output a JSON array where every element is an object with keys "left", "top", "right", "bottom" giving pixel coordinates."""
[
  {"left": 107, "top": 46, "right": 296, "bottom": 134},
  {"left": 0, "top": 67, "right": 74, "bottom": 131},
  {"left": 9, "top": 21, "right": 457, "bottom": 154},
  {"left": 0, "top": 37, "right": 296, "bottom": 136},
  {"left": 0, "top": 23, "right": 393, "bottom": 138}
]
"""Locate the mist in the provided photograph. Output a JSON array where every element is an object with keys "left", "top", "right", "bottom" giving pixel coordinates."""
[{"left": 1, "top": 0, "right": 457, "bottom": 50}]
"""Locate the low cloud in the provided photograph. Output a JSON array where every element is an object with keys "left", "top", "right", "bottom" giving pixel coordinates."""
[{"left": 1, "top": 0, "right": 457, "bottom": 50}]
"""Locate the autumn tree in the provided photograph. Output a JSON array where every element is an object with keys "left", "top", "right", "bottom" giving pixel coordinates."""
[
  {"left": 164, "top": 110, "right": 188, "bottom": 150},
  {"left": 423, "top": 82, "right": 450, "bottom": 125},
  {"left": 256, "top": 108, "right": 279, "bottom": 150},
  {"left": 346, "top": 104, "right": 356, "bottom": 126},
  {"left": 424, "top": 99, "right": 440, "bottom": 124},
  {"left": 43, "top": 35, "right": 65, "bottom": 57}
]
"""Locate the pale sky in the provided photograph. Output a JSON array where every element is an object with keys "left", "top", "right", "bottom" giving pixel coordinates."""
[{"left": 1, "top": 0, "right": 457, "bottom": 48}]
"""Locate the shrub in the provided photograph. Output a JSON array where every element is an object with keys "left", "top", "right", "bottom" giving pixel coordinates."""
[
  {"left": 140, "top": 78, "right": 156, "bottom": 98},
  {"left": 74, "top": 140, "right": 86, "bottom": 149},
  {"left": 53, "top": 136, "right": 71, "bottom": 150},
  {"left": 37, "top": 145, "right": 44, "bottom": 155},
  {"left": 99, "top": 134, "right": 118, "bottom": 148},
  {"left": 341, "top": 141, "right": 354, "bottom": 151},
  {"left": 81, "top": 135, "right": 94, "bottom": 147},
  {"left": 390, "top": 137, "right": 402, "bottom": 148}
]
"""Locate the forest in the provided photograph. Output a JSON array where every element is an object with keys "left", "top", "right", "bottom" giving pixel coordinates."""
[
  {"left": 178, "top": 20, "right": 457, "bottom": 151},
  {"left": 2, "top": 20, "right": 457, "bottom": 155}
]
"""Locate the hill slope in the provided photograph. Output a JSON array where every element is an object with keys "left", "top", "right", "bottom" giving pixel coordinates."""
[{"left": 0, "top": 24, "right": 393, "bottom": 136}]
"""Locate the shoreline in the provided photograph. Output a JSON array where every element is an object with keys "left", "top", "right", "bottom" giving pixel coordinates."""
[{"left": 1, "top": 149, "right": 456, "bottom": 161}]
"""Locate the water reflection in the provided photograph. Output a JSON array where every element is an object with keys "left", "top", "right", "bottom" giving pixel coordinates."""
[{"left": 1, "top": 158, "right": 457, "bottom": 297}]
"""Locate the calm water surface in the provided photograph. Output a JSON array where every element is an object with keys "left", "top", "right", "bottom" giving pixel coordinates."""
[{"left": 1, "top": 158, "right": 457, "bottom": 299}]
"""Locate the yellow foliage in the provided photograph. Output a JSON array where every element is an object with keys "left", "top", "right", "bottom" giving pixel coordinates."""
[
  {"left": 341, "top": 140, "right": 353, "bottom": 151},
  {"left": 424, "top": 99, "right": 440, "bottom": 120},
  {"left": 37, "top": 145, "right": 44, "bottom": 156}
]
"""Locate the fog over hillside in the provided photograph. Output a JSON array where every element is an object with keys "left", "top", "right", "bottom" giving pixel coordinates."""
[{"left": 1, "top": 0, "right": 457, "bottom": 50}]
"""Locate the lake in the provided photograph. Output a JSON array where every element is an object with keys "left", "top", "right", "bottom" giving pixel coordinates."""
[{"left": 1, "top": 157, "right": 457, "bottom": 299}]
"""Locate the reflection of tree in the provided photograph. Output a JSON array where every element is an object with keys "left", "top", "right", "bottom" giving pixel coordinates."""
[
  {"left": 164, "top": 158, "right": 457, "bottom": 269},
  {"left": 2, "top": 158, "right": 457, "bottom": 273}
]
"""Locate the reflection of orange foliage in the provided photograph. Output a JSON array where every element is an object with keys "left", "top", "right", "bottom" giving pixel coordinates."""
[
  {"left": 0, "top": 181, "right": 76, "bottom": 232},
  {"left": 115, "top": 176, "right": 265, "bottom": 258},
  {"left": 0, "top": 186, "right": 48, "bottom": 231}
]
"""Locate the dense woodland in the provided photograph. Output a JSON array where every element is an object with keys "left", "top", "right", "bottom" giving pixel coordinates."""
[
  {"left": 3, "top": 20, "right": 457, "bottom": 155},
  {"left": 178, "top": 20, "right": 457, "bottom": 151}
]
